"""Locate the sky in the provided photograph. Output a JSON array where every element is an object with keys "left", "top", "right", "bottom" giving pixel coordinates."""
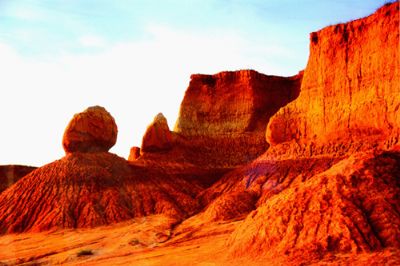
[{"left": 0, "top": 0, "right": 390, "bottom": 166}]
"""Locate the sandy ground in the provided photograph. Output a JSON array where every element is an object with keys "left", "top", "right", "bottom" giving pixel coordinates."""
[{"left": 0, "top": 214, "right": 398, "bottom": 265}]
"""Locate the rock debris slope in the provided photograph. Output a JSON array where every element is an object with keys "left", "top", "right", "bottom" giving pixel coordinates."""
[{"left": 229, "top": 150, "right": 400, "bottom": 258}]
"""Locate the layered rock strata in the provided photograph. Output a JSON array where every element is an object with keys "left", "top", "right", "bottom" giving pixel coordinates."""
[
  {"left": 137, "top": 70, "right": 302, "bottom": 169},
  {"left": 266, "top": 2, "right": 400, "bottom": 158},
  {"left": 223, "top": 2, "right": 400, "bottom": 259}
]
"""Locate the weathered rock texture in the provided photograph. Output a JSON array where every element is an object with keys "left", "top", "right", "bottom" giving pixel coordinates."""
[
  {"left": 197, "top": 155, "right": 339, "bottom": 223},
  {"left": 0, "top": 106, "right": 202, "bottom": 233},
  {"left": 137, "top": 70, "right": 302, "bottom": 168},
  {"left": 141, "top": 113, "right": 174, "bottom": 153},
  {"left": 128, "top": 146, "right": 141, "bottom": 161},
  {"left": 63, "top": 106, "right": 118, "bottom": 153},
  {"left": 0, "top": 152, "right": 201, "bottom": 233},
  {"left": 0, "top": 165, "right": 36, "bottom": 193},
  {"left": 175, "top": 70, "right": 302, "bottom": 137},
  {"left": 266, "top": 2, "right": 400, "bottom": 158},
  {"left": 222, "top": 2, "right": 400, "bottom": 260},
  {"left": 1, "top": 3, "right": 399, "bottom": 266},
  {"left": 229, "top": 150, "right": 400, "bottom": 257}
]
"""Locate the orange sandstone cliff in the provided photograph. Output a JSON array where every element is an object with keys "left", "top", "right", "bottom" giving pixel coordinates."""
[
  {"left": 220, "top": 2, "right": 400, "bottom": 260},
  {"left": 134, "top": 70, "right": 302, "bottom": 169},
  {"left": 174, "top": 70, "right": 302, "bottom": 167},
  {"left": 175, "top": 70, "right": 301, "bottom": 137},
  {"left": 266, "top": 2, "right": 400, "bottom": 158}
]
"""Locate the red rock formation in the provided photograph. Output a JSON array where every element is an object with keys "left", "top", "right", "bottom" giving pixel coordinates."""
[
  {"left": 141, "top": 113, "right": 174, "bottom": 153},
  {"left": 137, "top": 70, "right": 302, "bottom": 169},
  {"left": 175, "top": 70, "right": 301, "bottom": 136},
  {"left": 197, "top": 156, "right": 338, "bottom": 223},
  {"left": 0, "top": 152, "right": 201, "bottom": 233},
  {"left": 266, "top": 2, "right": 400, "bottom": 158},
  {"left": 0, "top": 107, "right": 201, "bottom": 233},
  {"left": 1, "top": 4, "right": 399, "bottom": 266},
  {"left": 229, "top": 150, "right": 400, "bottom": 257},
  {"left": 220, "top": 2, "right": 400, "bottom": 260},
  {"left": 62, "top": 106, "right": 118, "bottom": 153},
  {"left": 128, "top": 146, "right": 141, "bottom": 161},
  {"left": 0, "top": 165, "right": 36, "bottom": 193}
]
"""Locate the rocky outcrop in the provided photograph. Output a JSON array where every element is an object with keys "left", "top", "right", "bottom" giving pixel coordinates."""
[
  {"left": 229, "top": 150, "right": 400, "bottom": 257},
  {"left": 128, "top": 146, "right": 141, "bottom": 161},
  {"left": 197, "top": 156, "right": 338, "bottom": 222},
  {"left": 0, "top": 107, "right": 201, "bottom": 233},
  {"left": 0, "top": 152, "right": 201, "bottom": 233},
  {"left": 136, "top": 70, "right": 302, "bottom": 168},
  {"left": 266, "top": 2, "right": 400, "bottom": 158},
  {"left": 62, "top": 106, "right": 118, "bottom": 153},
  {"left": 218, "top": 2, "right": 400, "bottom": 260},
  {"left": 175, "top": 70, "right": 302, "bottom": 137},
  {"left": 0, "top": 165, "right": 37, "bottom": 193},
  {"left": 141, "top": 113, "right": 174, "bottom": 153}
]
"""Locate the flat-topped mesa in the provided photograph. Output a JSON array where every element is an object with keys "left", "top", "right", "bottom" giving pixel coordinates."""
[
  {"left": 151, "top": 69, "right": 302, "bottom": 167},
  {"left": 62, "top": 106, "right": 118, "bottom": 154},
  {"left": 175, "top": 69, "right": 302, "bottom": 137},
  {"left": 266, "top": 2, "right": 400, "bottom": 158}
]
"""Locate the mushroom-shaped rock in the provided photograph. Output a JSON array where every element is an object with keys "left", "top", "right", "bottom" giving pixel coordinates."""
[
  {"left": 141, "top": 113, "right": 173, "bottom": 152},
  {"left": 62, "top": 106, "right": 118, "bottom": 153}
]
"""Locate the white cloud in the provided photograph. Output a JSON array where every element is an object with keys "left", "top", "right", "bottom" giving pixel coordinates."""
[
  {"left": 0, "top": 25, "right": 297, "bottom": 166},
  {"left": 79, "top": 35, "right": 107, "bottom": 48}
]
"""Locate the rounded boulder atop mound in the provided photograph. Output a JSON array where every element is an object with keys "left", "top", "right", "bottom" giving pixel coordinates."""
[{"left": 63, "top": 106, "right": 118, "bottom": 153}]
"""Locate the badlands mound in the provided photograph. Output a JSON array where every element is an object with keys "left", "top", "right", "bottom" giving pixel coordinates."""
[{"left": 0, "top": 106, "right": 200, "bottom": 233}]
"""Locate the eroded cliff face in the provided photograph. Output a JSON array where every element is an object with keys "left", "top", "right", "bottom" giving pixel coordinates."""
[
  {"left": 193, "top": 2, "right": 400, "bottom": 261},
  {"left": 266, "top": 2, "right": 400, "bottom": 158},
  {"left": 175, "top": 70, "right": 301, "bottom": 136},
  {"left": 136, "top": 70, "right": 302, "bottom": 168}
]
